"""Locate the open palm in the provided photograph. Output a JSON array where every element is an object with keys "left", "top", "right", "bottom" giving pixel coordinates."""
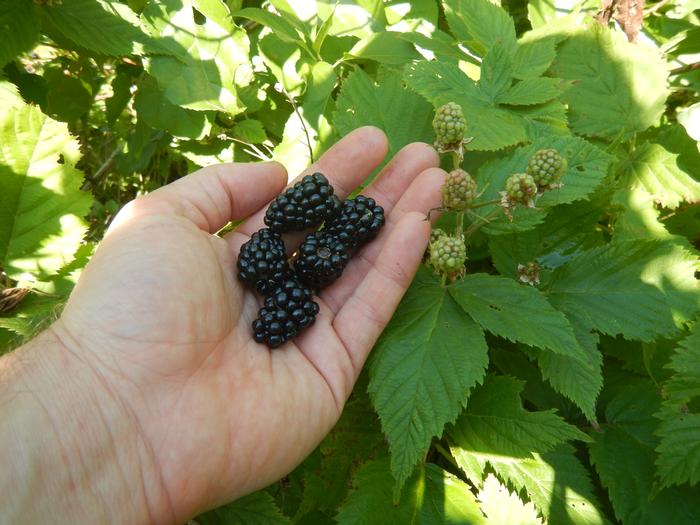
[{"left": 54, "top": 127, "right": 444, "bottom": 522}]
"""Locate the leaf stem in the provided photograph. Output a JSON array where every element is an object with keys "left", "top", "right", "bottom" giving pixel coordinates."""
[{"left": 433, "top": 442, "right": 460, "bottom": 471}]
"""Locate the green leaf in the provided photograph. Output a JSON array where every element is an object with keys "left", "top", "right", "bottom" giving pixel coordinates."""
[
  {"left": 336, "top": 459, "right": 487, "bottom": 524},
  {"left": 451, "top": 443, "right": 610, "bottom": 524},
  {"left": 656, "top": 407, "right": 700, "bottom": 489},
  {"left": 334, "top": 68, "right": 434, "bottom": 175},
  {"left": 297, "top": 393, "right": 386, "bottom": 517},
  {"left": 589, "top": 381, "right": 700, "bottom": 525},
  {"left": 618, "top": 142, "right": 700, "bottom": 210},
  {"left": 611, "top": 187, "right": 678, "bottom": 243},
  {"left": 499, "top": 78, "right": 569, "bottom": 106},
  {"left": 535, "top": 312, "right": 602, "bottom": 421},
  {"left": 316, "top": 1, "right": 383, "bottom": 39},
  {"left": 550, "top": 25, "right": 669, "bottom": 139},
  {"left": 0, "top": 80, "right": 28, "bottom": 109},
  {"left": 477, "top": 474, "right": 543, "bottom": 525},
  {"left": 346, "top": 31, "right": 421, "bottom": 65},
  {"left": 655, "top": 326, "right": 700, "bottom": 488},
  {"left": 134, "top": 78, "right": 211, "bottom": 139},
  {"left": 404, "top": 61, "right": 528, "bottom": 151},
  {"left": 43, "top": 68, "right": 93, "bottom": 123},
  {"left": 235, "top": 7, "right": 304, "bottom": 45},
  {"left": 368, "top": 267, "right": 489, "bottom": 492},
  {"left": 442, "top": 0, "right": 517, "bottom": 57},
  {"left": 105, "top": 65, "right": 137, "bottom": 125},
  {"left": 233, "top": 119, "right": 266, "bottom": 144},
  {"left": 0, "top": 0, "right": 40, "bottom": 66},
  {"left": 196, "top": 490, "right": 291, "bottom": 525},
  {"left": 399, "top": 30, "right": 466, "bottom": 63},
  {"left": 40, "top": 0, "right": 167, "bottom": 56},
  {"left": 449, "top": 274, "right": 582, "bottom": 357},
  {"left": 512, "top": 37, "right": 556, "bottom": 80},
  {"left": 0, "top": 99, "right": 91, "bottom": 279},
  {"left": 448, "top": 375, "right": 590, "bottom": 458},
  {"left": 143, "top": 0, "right": 250, "bottom": 113},
  {"left": 546, "top": 241, "right": 700, "bottom": 341},
  {"left": 478, "top": 44, "right": 513, "bottom": 103},
  {"left": 488, "top": 197, "right": 606, "bottom": 277}
]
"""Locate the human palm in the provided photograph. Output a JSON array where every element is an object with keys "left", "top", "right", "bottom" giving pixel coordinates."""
[{"left": 54, "top": 127, "right": 444, "bottom": 522}]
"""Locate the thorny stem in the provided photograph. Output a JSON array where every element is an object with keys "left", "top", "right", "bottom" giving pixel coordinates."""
[
  {"left": 281, "top": 86, "right": 314, "bottom": 165},
  {"left": 468, "top": 198, "right": 501, "bottom": 210}
]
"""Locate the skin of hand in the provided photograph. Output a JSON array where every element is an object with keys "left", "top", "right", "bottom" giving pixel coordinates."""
[{"left": 0, "top": 127, "right": 445, "bottom": 524}]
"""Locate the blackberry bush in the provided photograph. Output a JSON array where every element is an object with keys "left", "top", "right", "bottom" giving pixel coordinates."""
[{"left": 264, "top": 172, "right": 342, "bottom": 232}]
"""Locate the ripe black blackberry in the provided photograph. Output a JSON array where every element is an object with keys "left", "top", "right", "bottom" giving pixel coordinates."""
[
  {"left": 237, "top": 228, "right": 290, "bottom": 294},
  {"left": 252, "top": 277, "right": 320, "bottom": 348},
  {"left": 324, "top": 195, "right": 385, "bottom": 249},
  {"left": 264, "top": 172, "right": 342, "bottom": 233},
  {"left": 294, "top": 232, "right": 351, "bottom": 290}
]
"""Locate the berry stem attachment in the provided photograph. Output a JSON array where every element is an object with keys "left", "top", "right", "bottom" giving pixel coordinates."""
[
  {"left": 455, "top": 211, "right": 464, "bottom": 236},
  {"left": 450, "top": 151, "right": 461, "bottom": 170}
]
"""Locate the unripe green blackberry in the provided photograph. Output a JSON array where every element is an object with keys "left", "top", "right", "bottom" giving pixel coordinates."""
[
  {"left": 430, "top": 234, "right": 466, "bottom": 275},
  {"left": 526, "top": 149, "right": 567, "bottom": 189},
  {"left": 442, "top": 169, "right": 477, "bottom": 211},
  {"left": 433, "top": 102, "right": 466, "bottom": 151},
  {"left": 504, "top": 173, "right": 538, "bottom": 207}
]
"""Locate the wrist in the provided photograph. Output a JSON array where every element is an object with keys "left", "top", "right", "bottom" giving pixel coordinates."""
[{"left": 0, "top": 324, "right": 174, "bottom": 524}]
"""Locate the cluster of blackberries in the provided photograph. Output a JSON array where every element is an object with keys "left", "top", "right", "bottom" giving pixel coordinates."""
[{"left": 237, "top": 173, "right": 385, "bottom": 348}]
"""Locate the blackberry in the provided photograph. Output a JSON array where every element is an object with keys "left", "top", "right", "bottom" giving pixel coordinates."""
[
  {"left": 252, "top": 277, "right": 320, "bottom": 348},
  {"left": 324, "top": 195, "right": 385, "bottom": 249},
  {"left": 433, "top": 102, "right": 466, "bottom": 152},
  {"left": 526, "top": 149, "right": 567, "bottom": 189},
  {"left": 294, "top": 232, "right": 351, "bottom": 290},
  {"left": 429, "top": 234, "right": 466, "bottom": 276},
  {"left": 237, "top": 228, "right": 291, "bottom": 294},
  {"left": 504, "top": 173, "right": 537, "bottom": 207},
  {"left": 264, "top": 172, "right": 342, "bottom": 233},
  {"left": 442, "top": 169, "right": 477, "bottom": 211}
]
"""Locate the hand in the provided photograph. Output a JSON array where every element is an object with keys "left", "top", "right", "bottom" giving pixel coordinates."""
[{"left": 5, "top": 127, "right": 445, "bottom": 523}]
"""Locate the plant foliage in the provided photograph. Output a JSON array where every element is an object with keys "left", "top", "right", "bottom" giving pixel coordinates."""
[{"left": 1, "top": 0, "right": 699, "bottom": 523}]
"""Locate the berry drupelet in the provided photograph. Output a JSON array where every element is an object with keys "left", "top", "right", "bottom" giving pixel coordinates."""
[
  {"left": 264, "top": 172, "right": 342, "bottom": 233},
  {"left": 324, "top": 195, "right": 385, "bottom": 249},
  {"left": 294, "top": 232, "right": 351, "bottom": 290},
  {"left": 237, "top": 228, "right": 290, "bottom": 294},
  {"left": 252, "top": 276, "right": 320, "bottom": 348}
]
